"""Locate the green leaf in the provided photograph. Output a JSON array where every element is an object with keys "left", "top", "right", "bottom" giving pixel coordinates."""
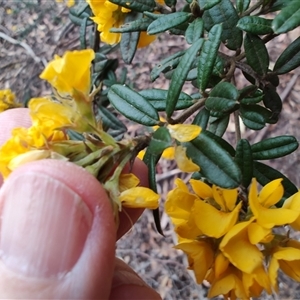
[
  {"left": 184, "top": 131, "right": 241, "bottom": 188},
  {"left": 205, "top": 82, "right": 239, "bottom": 115},
  {"left": 208, "top": 115, "right": 229, "bottom": 137},
  {"left": 110, "top": 18, "right": 152, "bottom": 33},
  {"left": 244, "top": 34, "right": 269, "bottom": 75},
  {"left": 251, "top": 136, "right": 299, "bottom": 160},
  {"left": 262, "top": 86, "right": 282, "bottom": 123},
  {"left": 267, "top": 0, "right": 289, "bottom": 12},
  {"left": 237, "top": 16, "right": 273, "bottom": 35},
  {"left": 240, "top": 104, "right": 269, "bottom": 130},
  {"left": 109, "top": 0, "right": 156, "bottom": 12},
  {"left": 79, "top": 17, "right": 88, "bottom": 49},
  {"left": 274, "top": 36, "right": 300, "bottom": 74},
  {"left": 193, "top": 108, "right": 210, "bottom": 130},
  {"left": 185, "top": 18, "right": 203, "bottom": 44},
  {"left": 139, "top": 89, "right": 195, "bottom": 111},
  {"left": 120, "top": 12, "right": 142, "bottom": 64},
  {"left": 147, "top": 127, "right": 172, "bottom": 155},
  {"left": 166, "top": 38, "right": 204, "bottom": 117},
  {"left": 197, "top": 24, "right": 222, "bottom": 91},
  {"left": 235, "top": 139, "right": 253, "bottom": 188},
  {"left": 202, "top": 0, "right": 242, "bottom": 50},
  {"left": 108, "top": 84, "right": 159, "bottom": 126},
  {"left": 150, "top": 50, "right": 185, "bottom": 81},
  {"left": 199, "top": 0, "right": 222, "bottom": 10},
  {"left": 253, "top": 161, "right": 298, "bottom": 205},
  {"left": 147, "top": 12, "right": 191, "bottom": 35},
  {"left": 272, "top": 0, "right": 300, "bottom": 34},
  {"left": 98, "top": 106, "right": 127, "bottom": 137},
  {"left": 236, "top": 0, "right": 250, "bottom": 13},
  {"left": 202, "top": 130, "right": 235, "bottom": 156}
]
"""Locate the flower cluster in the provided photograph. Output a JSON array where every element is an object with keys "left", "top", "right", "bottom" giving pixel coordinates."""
[
  {"left": 0, "top": 49, "right": 159, "bottom": 218},
  {"left": 0, "top": 89, "right": 21, "bottom": 112},
  {"left": 86, "top": 0, "right": 162, "bottom": 47},
  {"left": 166, "top": 178, "right": 300, "bottom": 299}
]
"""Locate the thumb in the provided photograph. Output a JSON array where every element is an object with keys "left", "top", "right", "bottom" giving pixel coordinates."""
[{"left": 0, "top": 159, "right": 116, "bottom": 299}]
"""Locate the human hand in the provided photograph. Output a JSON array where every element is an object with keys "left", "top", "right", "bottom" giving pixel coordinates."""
[{"left": 0, "top": 108, "right": 161, "bottom": 299}]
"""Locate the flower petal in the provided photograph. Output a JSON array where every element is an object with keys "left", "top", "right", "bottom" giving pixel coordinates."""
[
  {"left": 167, "top": 124, "right": 201, "bottom": 142},
  {"left": 175, "top": 145, "right": 200, "bottom": 172},
  {"left": 259, "top": 178, "right": 283, "bottom": 207},
  {"left": 190, "top": 179, "right": 213, "bottom": 200},
  {"left": 213, "top": 185, "right": 238, "bottom": 212}
]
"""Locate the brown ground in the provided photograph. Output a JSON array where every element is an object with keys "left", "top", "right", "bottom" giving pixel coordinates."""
[{"left": 1, "top": 1, "right": 300, "bottom": 299}]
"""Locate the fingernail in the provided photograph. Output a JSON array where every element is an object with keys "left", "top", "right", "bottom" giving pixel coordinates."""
[{"left": 0, "top": 172, "right": 93, "bottom": 278}]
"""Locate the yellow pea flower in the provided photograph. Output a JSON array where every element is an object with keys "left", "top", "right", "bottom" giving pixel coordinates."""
[
  {"left": 174, "top": 145, "right": 200, "bottom": 172},
  {"left": 167, "top": 124, "right": 201, "bottom": 142},
  {"left": 40, "top": 49, "right": 95, "bottom": 96},
  {"left": 86, "top": 0, "right": 162, "bottom": 47},
  {"left": 249, "top": 178, "right": 300, "bottom": 229}
]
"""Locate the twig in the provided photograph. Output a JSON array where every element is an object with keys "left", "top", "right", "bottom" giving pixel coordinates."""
[{"left": 0, "top": 31, "right": 47, "bottom": 67}]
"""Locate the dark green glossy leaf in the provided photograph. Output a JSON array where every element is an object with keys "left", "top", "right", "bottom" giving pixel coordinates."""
[
  {"left": 235, "top": 139, "right": 253, "bottom": 188},
  {"left": 150, "top": 50, "right": 185, "bottom": 81},
  {"left": 253, "top": 161, "right": 298, "bottom": 205},
  {"left": 139, "top": 89, "right": 195, "bottom": 111},
  {"left": 240, "top": 104, "right": 269, "bottom": 130},
  {"left": 208, "top": 115, "right": 229, "bottom": 137},
  {"left": 120, "top": 12, "right": 141, "bottom": 64},
  {"left": 236, "top": 0, "right": 250, "bottom": 13},
  {"left": 202, "top": 130, "right": 235, "bottom": 156},
  {"left": 205, "top": 82, "right": 239, "bottom": 115},
  {"left": 98, "top": 106, "right": 127, "bottom": 135},
  {"left": 244, "top": 34, "right": 269, "bottom": 75},
  {"left": 166, "top": 38, "right": 204, "bottom": 117},
  {"left": 110, "top": 18, "right": 151, "bottom": 33},
  {"left": 185, "top": 18, "right": 203, "bottom": 44},
  {"left": 251, "top": 136, "right": 299, "bottom": 160},
  {"left": 267, "top": 0, "right": 289, "bottom": 12},
  {"left": 265, "top": 72, "right": 280, "bottom": 87},
  {"left": 202, "top": 0, "right": 242, "bottom": 50},
  {"left": 184, "top": 131, "right": 241, "bottom": 188},
  {"left": 147, "top": 127, "right": 172, "bottom": 155},
  {"left": 199, "top": 0, "right": 222, "bottom": 10},
  {"left": 108, "top": 85, "right": 159, "bottom": 126},
  {"left": 262, "top": 86, "right": 282, "bottom": 123},
  {"left": 147, "top": 12, "right": 191, "bottom": 35},
  {"left": 79, "top": 17, "right": 88, "bottom": 49},
  {"left": 193, "top": 108, "right": 210, "bottom": 130},
  {"left": 272, "top": 0, "right": 300, "bottom": 34},
  {"left": 241, "top": 93, "right": 264, "bottom": 105},
  {"left": 109, "top": 0, "right": 156, "bottom": 12},
  {"left": 197, "top": 24, "right": 222, "bottom": 91},
  {"left": 237, "top": 16, "right": 273, "bottom": 35},
  {"left": 274, "top": 36, "right": 300, "bottom": 74}
]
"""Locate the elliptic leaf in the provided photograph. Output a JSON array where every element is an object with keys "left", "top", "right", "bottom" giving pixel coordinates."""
[
  {"left": 166, "top": 38, "right": 204, "bottom": 117},
  {"left": 262, "top": 86, "right": 282, "bottom": 123},
  {"left": 139, "top": 89, "right": 195, "bottom": 111},
  {"left": 251, "top": 136, "right": 299, "bottom": 160},
  {"left": 253, "top": 161, "right": 298, "bottom": 205},
  {"left": 235, "top": 139, "right": 253, "bottom": 188},
  {"left": 150, "top": 50, "right": 185, "bottom": 81},
  {"left": 240, "top": 104, "right": 269, "bottom": 130},
  {"left": 185, "top": 18, "right": 203, "bottom": 44},
  {"left": 244, "top": 34, "right": 269, "bottom": 75},
  {"left": 108, "top": 84, "right": 159, "bottom": 126},
  {"left": 147, "top": 12, "right": 191, "bottom": 35},
  {"left": 199, "top": 0, "right": 222, "bottom": 10},
  {"left": 184, "top": 131, "right": 241, "bottom": 188},
  {"left": 208, "top": 115, "right": 230, "bottom": 137},
  {"left": 109, "top": 0, "right": 156, "bottom": 12},
  {"left": 193, "top": 108, "right": 210, "bottom": 130},
  {"left": 197, "top": 24, "right": 222, "bottom": 91},
  {"left": 202, "top": 0, "right": 242, "bottom": 50},
  {"left": 110, "top": 18, "right": 152, "bottom": 33},
  {"left": 236, "top": 0, "right": 250, "bottom": 13},
  {"left": 237, "top": 16, "right": 273, "bottom": 35},
  {"left": 274, "top": 36, "right": 300, "bottom": 74},
  {"left": 272, "top": 0, "right": 300, "bottom": 34},
  {"left": 205, "top": 82, "right": 239, "bottom": 115}
]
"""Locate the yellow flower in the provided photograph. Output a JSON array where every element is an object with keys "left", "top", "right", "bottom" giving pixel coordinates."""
[
  {"left": 0, "top": 89, "right": 21, "bottom": 112},
  {"left": 220, "top": 218, "right": 263, "bottom": 274},
  {"left": 282, "top": 191, "right": 300, "bottom": 230},
  {"left": 175, "top": 240, "right": 214, "bottom": 283},
  {"left": 86, "top": 0, "right": 160, "bottom": 47},
  {"left": 268, "top": 239, "right": 300, "bottom": 291},
  {"left": 167, "top": 124, "right": 201, "bottom": 142},
  {"left": 174, "top": 145, "right": 200, "bottom": 172},
  {"left": 249, "top": 178, "right": 300, "bottom": 229},
  {"left": 40, "top": 49, "right": 95, "bottom": 96}
]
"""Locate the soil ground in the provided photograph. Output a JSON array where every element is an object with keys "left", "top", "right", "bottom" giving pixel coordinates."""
[{"left": 1, "top": 1, "right": 300, "bottom": 299}]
